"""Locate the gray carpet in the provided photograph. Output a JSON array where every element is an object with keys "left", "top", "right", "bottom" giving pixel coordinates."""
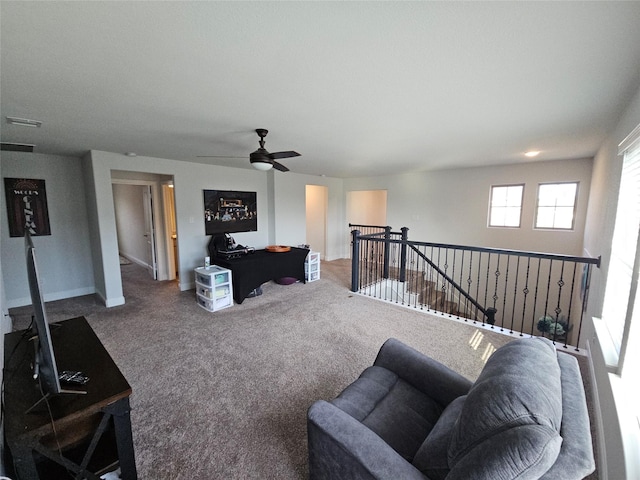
[{"left": 9, "top": 259, "right": 596, "bottom": 479}]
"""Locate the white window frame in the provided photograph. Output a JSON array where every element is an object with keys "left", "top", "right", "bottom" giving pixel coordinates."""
[
  {"left": 602, "top": 123, "right": 640, "bottom": 444},
  {"left": 534, "top": 181, "right": 579, "bottom": 231},
  {"left": 602, "top": 124, "right": 640, "bottom": 361},
  {"left": 488, "top": 184, "right": 524, "bottom": 228}
]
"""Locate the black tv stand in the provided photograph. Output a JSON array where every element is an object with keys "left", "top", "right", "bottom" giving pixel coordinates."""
[
  {"left": 24, "top": 387, "right": 88, "bottom": 415},
  {"left": 4, "top": 316, "right": 137, "bottom": 479}
]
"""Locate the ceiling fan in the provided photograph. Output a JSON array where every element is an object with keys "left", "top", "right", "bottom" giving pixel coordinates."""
[{"left": 198, "top": 129, "right": 300, "bottom": 172}]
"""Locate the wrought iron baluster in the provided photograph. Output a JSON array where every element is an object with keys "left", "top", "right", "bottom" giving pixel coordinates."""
[
  {"left": 531, "top": 258, "right": 542, "bottom": 337},
  {"left": 483, "top": 253, "right": 492, "bottom": 325},
  {"left": 551, "top": 261, "right": 566, "bottom": 345},
  {"left": 476, "top": 252, "right": 483, "bottom": 323},
  {"left": 509, "top": 256, "right": 520, "bottom": 335},
  {"left": 466, "top": 251, "right": 474, "bottom": 322},
  {"left": 457, "top": 249, "right": 464, "bottom": 319},
  {"left": 564, "top": 262, "right": 579, "bottom": 349},
  {"left": 543, "top": 260, "right": 554, "bottom": 340},
  {"left": 521, "top": 257, "right": 531, "bottom": 337},
  {"left": 500, "top": 255, "right": 510, "bottom": 332},
  {"left": 441, "top": 248, "right": 448, "bottom": 314}
]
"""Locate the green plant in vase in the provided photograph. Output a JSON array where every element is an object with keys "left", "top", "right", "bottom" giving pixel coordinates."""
[{"left": 536, "top": 315, "right": 571, "bottom": 340}]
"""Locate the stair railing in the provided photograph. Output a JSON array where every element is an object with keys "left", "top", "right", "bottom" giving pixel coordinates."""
[{"left": 351, "top": 226, "right": 600, "bottom": 350}]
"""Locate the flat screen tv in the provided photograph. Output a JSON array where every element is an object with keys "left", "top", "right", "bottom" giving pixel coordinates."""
[
  {"left": 203, "top": 190, "right": 257, "bottom": 235},
  {"left": 24, "top": 232, "right": 83, "bottom": 409}
]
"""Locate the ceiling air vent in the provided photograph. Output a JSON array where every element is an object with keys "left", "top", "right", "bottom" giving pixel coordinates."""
[{"left": 1, "top": 142, "right": 35, "bottom": 153}]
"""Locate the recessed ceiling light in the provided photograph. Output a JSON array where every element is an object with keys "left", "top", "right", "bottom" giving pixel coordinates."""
[
  {"left": 6, "top": 116, "right": 42, "bottom": 128},
  {"left": 525, "top": 151, "right": 540, "bottom": 158},
  {"left": 125, "top": 152, "right": 137, "bottom": 157}
]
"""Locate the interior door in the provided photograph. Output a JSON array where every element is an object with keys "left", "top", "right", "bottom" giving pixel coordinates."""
[{"left": 143, "top": 186, "right": 158, "bottom": 279}]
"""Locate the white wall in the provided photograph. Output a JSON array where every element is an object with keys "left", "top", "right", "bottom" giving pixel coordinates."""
[
  {"left": 344, "top": 157, "right": 593, "bottom": 256},
  {"left": 272, "top": 173, "right": 346, "bottom": 260},
  {"left": 346, "top": 190, "right": 387, "bottom": 226},
  {"left": 582, "top": 83, "right": 640, "bottom": 480},
  {"left": 1, "top": 152, "right": 95, "bottom": 307},
  {"left": 112, "top": 183, "right": 149, "bottom": 266},
  {"left": 306, "top": 185, "right": 328, "bottom": 257}
]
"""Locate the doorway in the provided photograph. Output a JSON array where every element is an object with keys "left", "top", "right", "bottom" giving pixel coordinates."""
[
  {"left": 306, "top": 185, "right": 328, "bottom": 259},
  {"left": 111, "top": 172, "right": 177, "bottom": 283}
]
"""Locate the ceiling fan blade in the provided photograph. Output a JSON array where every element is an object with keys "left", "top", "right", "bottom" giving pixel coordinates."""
[
  {"left": 196, "top": 155, "right": 247, "bottom": 158},
  {"left": 272, "top": 161, "right": 289, "bottom": 172},
  {"left": 269, "top": 150, "right": 300, "bottom": 160}
]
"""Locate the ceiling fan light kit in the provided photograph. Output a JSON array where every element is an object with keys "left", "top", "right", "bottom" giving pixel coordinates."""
[{"left": 251, "top": 160, "right": 273, "bottom": 171}]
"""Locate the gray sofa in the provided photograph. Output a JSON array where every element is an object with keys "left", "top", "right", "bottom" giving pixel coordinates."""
[{"left": 307, "top": 337, "right": 595, "bottom": 479}]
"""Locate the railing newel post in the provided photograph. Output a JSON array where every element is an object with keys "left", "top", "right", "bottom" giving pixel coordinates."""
[
  {"left": 485, "top": 307, "right": 497, "bottom": 326},
  {"left": 351, "top": 229, "right": 360, "bottom": 292},
  {"left": 383, "top": 226, "right": 391, "bottom": 279},
  {"left": 399, "top": 227, "right": 409, "bottom": 283}
]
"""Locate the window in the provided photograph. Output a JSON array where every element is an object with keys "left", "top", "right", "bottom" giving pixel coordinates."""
[
  {"left": 602, "top": 122, "right": 640, "bottom": 431},
  {"left": 602, "top": 125, "right": 640, "bottom": 355},
  {"left": 488, "top": 184, "right": 523, "bottom": 227},
  {"left": 535, "top": 182, "right": 578, "bottom": 230}
]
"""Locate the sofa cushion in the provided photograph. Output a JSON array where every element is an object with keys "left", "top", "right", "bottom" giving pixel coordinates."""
[
  {"left": 331, "top": 365, "right": 443, "bottom": 461},
  {"left": 446, "top": 425, "right": 563, "bottom": 480},
  {"left": 447, "top": 337, "right": 563, "bottom": 479},
  {"left": 412, "top": 395, "right": 466, "bottom": 480}
]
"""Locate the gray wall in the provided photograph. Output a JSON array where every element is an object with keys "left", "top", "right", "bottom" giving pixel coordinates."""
[
  {"left": 1, "top": 152, "right": 94, "bottom": 307},
  {"left": 582, "top": 82, "right": 640, "bottom": 480}
]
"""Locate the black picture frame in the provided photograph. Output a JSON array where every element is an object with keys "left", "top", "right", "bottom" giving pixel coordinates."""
[
  {"left": 203, "top": 190, "right": 257, "bottom": 235},
  {"left": 4, "top": 178, "right": 51, "bottom": 237}
]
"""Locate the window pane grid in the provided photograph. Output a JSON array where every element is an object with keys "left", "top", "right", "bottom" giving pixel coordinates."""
[
  {"left": 489, "top": 185, "right": 523, "bottom": 227},
  {"left": 535, "top": 182, "right": 577, "bottom": 230}
]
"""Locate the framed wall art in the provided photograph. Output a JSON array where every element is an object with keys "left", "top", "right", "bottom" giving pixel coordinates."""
[
  {"left": 4, "top": 177, "right": 51, "bottom": 237},
  {"left": 203, "top": 190, "right": 257, "bottom": 235}
]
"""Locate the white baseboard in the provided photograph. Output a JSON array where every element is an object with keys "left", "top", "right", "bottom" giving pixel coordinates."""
[
  {"left": 121, "top": 253, "right": 148, "bottom": 269},
  {"left": 179, "top": 280, "right": 195, "bottom": 292},
  {"left": 95, "top": 289, "right": 125, "bottom": 308},
  {"left": 6, "top": 287, "right": 96, "bottom": 309}
]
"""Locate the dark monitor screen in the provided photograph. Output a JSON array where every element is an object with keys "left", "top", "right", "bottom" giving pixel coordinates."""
[{"left": 25, "top": 232, "right": 63, "bottom": 395}]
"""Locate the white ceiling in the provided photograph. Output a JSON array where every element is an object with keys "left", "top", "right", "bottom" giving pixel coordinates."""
[{"left": 2, "top": 1, "right": 640, "bottom": 178}]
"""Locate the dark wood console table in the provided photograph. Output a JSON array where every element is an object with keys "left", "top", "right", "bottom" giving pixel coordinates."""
[
  {"left": 213, "top": 247, "right": 309, "bottom": 304},
  {"left": 3, "top": 316, "right": 137, "bottom": 480}
]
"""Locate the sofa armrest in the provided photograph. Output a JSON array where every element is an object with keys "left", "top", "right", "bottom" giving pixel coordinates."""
[
  {"left": 373, "top": 338, "right": 472, "bottom": 406},
  {"left": 540, "top": 352, "right": 596, "bottom": 479},
  {"left": 307, "top": 400, "right": 426, "bottom": 480}
]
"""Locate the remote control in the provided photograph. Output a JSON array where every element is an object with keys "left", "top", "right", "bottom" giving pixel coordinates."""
[{"left": 59, "top": 370, "right": 90, "bottom": 385}]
